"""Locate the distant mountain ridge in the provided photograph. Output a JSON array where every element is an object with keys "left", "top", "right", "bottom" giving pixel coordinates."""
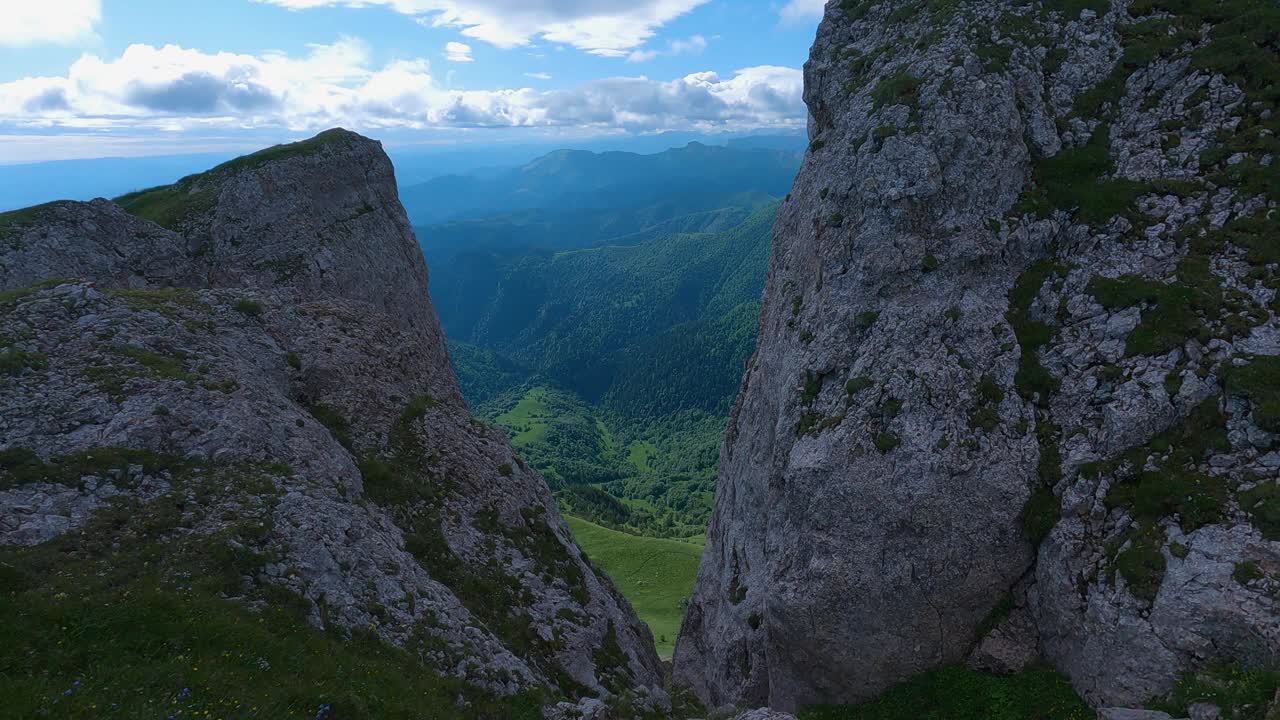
[{"left": 401, "top": 141, "right": 801, "bottom": 227}]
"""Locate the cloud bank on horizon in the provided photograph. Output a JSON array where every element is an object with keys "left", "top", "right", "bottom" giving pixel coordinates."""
[{"left": 0, "top": 0, "right": 824, "bottom": 162}]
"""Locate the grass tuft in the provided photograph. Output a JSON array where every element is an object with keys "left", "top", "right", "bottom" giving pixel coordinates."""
[{"left": 799, "top": 664, "right": 1091, "bottom": 720}]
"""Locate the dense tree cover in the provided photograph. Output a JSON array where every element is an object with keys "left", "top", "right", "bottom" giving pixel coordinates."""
[
  {"left": 437, "top": 205, "right": 775, "bottom": 410},
  {"left": 449, "top": 341, "right": 528, "bottom": 407},
  {"left": 470, "top": 384, "right": 723, "bottom": 538},
  {"left": 558, "top": 485, "right": 632, "bottom": 526},
  {"left": 435, "top": 199, "right": 777, "bottom": 538},
  {"left": 604, "top": 301, "right": 761, "bottom": 417}
]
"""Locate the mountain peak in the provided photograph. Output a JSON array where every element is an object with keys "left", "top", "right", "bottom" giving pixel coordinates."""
[
  {"left": 675, "top": 0, "right": 1280, "bottom": 713},
  {"left": 0, "top": 130, "right": 668, "bottom": 714}
]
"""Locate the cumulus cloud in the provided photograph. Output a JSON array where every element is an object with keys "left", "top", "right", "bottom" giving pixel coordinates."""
[
  {"left": 778, "top": 0, "right": 826, "bottom": 24},
  {"left": 525, "top": 72, "right": 552, "bottom": 80},
  {"left": 444, "top": 41, "right": 473, "bottom": 62},
  {"left": 256, "top": 0, "right": 710, "bottom": 56},
  {"left": 0, "top": 0, "right": 101, "bottom": 47},
  {"left": 0, "top": 41, "right": 805, "bottom": 136},
  {"left": 626, "top": 34, "right": 707, "bottom": 63}
]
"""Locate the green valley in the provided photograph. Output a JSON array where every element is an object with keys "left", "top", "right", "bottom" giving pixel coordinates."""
[
  {"left": 438, "top": 206, "right": 777, "bottom": 538},
  {"left": 566, "top": 517, "right": 703, "bottom": 659},
  {"left": 413, "top": 142, "right": 789, "bottom": 659},
  {"left": 472, "top": 383, "right": 723, "bottom": 537}
]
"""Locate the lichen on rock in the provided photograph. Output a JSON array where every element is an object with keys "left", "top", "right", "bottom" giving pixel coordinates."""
[
  {"left": 0, "top": 129, "right": 667, "bottom": 715},
  {"left": 675, "top": 0, "right": 1279, "bottom": 714}
]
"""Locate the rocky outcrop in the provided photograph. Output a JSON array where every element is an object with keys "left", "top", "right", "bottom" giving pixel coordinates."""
[
  {"left": 676, "top": 0, "right": 1278, "bottom": 714},
  {"left": 0, "top": 129, "right": 665, "bottom": 712},
  {"left": 733, "top": 710, "right": 798, "bottom": 720}
]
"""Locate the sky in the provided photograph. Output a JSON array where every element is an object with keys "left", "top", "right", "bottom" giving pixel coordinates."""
[{"left": 0, "top": 0, "right": 827, "bottom": 163}]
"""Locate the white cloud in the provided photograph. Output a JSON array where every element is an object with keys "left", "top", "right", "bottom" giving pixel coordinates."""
[
  {"left": 626, "top": 34, "right": 707, "bottom": 63},
  {"left": 0, "top": 0, "right": 101, "bottom": 47},
  {"left": 524, "top": 72, "right": 552, "bottom": 80},
  {"left": 0, "top": 41, "right": 805, "bottom": 138},
  {"left": 256, "top": 0, "right": 710, "bottom": 56},
  {"left": 779, "top": 0, "right": 826, "bottom": 24},
  {"left": 444, "top": 41, "right": 473, "bottom": 62},
  {"left": 536, "top": 65, "right": 803, "bottom": 130}
]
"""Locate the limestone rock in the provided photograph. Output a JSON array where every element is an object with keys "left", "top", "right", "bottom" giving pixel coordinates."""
[
  {"left": 1097, "top": 710, "right": 1182, "bottom": 720},
  {"left": 675, "top": 0, "right": 1279, "bottom": 713},
  {"left": 967, "top": 600, "right": 1040, "bottom": 676},
  {"left": 734, "top": 710, "right": 798, "bottom": 720},
  {"left": 1187, "top": 703, "right": 1221, "bottom": 720},
  {"left": 0, "top": 129, "right": 665, "bottom": 712}
]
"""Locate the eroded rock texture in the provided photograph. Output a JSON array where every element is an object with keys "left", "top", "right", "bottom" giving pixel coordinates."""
[
  {"left": 0, "top": 129, "right": 665, "bottom": 713},
  {"left": 675, "top": 0, "right": 1278, "bottom": 713}
]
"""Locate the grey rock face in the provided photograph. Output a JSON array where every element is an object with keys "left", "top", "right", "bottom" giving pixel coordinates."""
[
  {"left": 967, "top": 596, "right": 1040, "bottom": 676},
  {"left": 1097, "top": 711, "right": 1183, "bottom": 720},
  {"left": 676, "top": 1, "right": 1045, "bottom": 710},
  {"left": 1187, "top": 703, "right": 1221, "bottom": 720},
  {"left": 733, "top": 710, "right": 799, "bottom": 720},
  {"left": 0, "top": 130, "right": 664, "bottom": 711},
  {"left": 0, "top": 200, "right": 197, "bottom": 289},
  {"left": 676, "top": 0, "right": 1279, "bottom": 713}
]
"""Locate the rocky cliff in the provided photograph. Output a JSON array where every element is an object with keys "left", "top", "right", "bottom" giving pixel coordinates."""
[
  {"left": 675, "top": 0, "right": 1278, "bottom": 714},
  {"left": 0, "top": 129, "right": 665, "bottom": 716}
]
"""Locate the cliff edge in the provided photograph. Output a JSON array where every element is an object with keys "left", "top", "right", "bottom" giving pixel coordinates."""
[
  {"left": 0, "top": 129, "right": 666, "bottom": 716},
  {"left": 675, "top": 0, "right": 1279, "bottom": 713}
]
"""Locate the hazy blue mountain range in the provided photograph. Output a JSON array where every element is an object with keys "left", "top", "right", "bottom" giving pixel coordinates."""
[
  {"left": 0, "top": 134, "right": 789, "bottom": 539},
  {"left": 418, "top": 191, "right": 778, "bottom": 262},
  {"left": 0, "top": 132, "right": 804, "bottom": 213},
  {"left": 0, "top": 154, "right": 240, "bottom": 213},
  {"left": 400, "top": 141, "right": 801, "bottom": 226}
]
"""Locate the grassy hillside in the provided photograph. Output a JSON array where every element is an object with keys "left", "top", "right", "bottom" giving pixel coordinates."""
[
  {"left": 0, "top": 466, "right": 543, "bottom": 720},
  {"left": 565, "top": 516, "right": 703, "bottom": 659}
]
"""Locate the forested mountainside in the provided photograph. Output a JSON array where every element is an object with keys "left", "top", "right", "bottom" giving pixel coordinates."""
[
  {"left": 675, "top": 0, "right": 1280, "bottom": 717},
  {"left": 438, "top": 207, "right": 775, "bottom": 539},
  {"left": 404, "top": 142, "right": 795, "bottom": 542},
  {"left": 419, "top": 192, "right": 779, "bottom": 259},
  {"left": 0, "top": 129, "right": 669, "bottom": 719},
  {"left": 442, "top": 207, "right": 774, "bottom": 412},
  {"left": 399, "top": 141, "right": 801, "bottom": 226}
]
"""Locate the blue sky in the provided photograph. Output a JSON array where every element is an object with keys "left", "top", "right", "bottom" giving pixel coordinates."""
[{"left": 0, "top": 0, "right": 826, "bottom": 163}]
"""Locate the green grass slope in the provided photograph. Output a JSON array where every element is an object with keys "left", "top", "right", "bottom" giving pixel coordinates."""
[
  {"left": 0, "top": 463, "right": 543, "bottom": 720},
  {"left": 798, "top": 665, "right": 1091, "bottom": 720},
  {"left": 565, "top": 516, "right": 702, "bottom": 659}
]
